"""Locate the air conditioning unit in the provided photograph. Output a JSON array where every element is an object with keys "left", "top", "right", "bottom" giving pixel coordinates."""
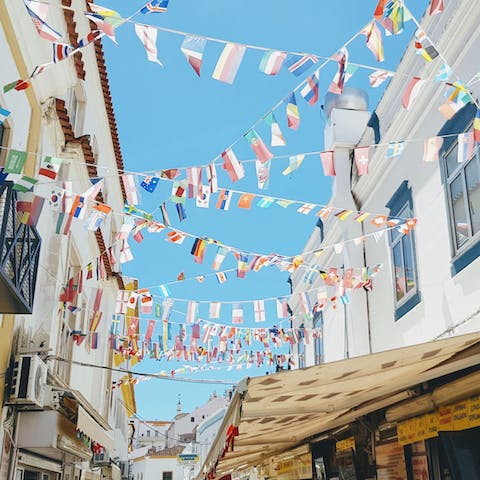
[
  {"left": 8, "top": 355, "right": 48, "bottom": 408},
  {"left": 92, "top": 451, "right": 111, "bottom": 466},
  {"left": 119, "top": 461, "right": 129, "bottom": 479}
]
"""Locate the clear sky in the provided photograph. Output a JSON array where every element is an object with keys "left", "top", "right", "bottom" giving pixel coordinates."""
[{"left": 99, "top": 0, "right": 431, "bottom": 420}]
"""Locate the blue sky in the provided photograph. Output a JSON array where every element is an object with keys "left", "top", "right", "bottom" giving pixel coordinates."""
[{"left": 99, "top": 0, "right": 431, "bottom": 420}]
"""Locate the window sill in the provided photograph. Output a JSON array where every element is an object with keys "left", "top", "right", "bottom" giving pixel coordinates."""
[
  {"left": 394, "top": 291, "right": 422, "bottom": 321},
  {"left": 451, "top": 237, "right": 480, "bottom": 276}
]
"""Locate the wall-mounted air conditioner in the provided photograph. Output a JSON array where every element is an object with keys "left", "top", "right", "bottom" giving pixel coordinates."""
[{"left": 8, "top": 355, "right": 48, "bottom": 408}]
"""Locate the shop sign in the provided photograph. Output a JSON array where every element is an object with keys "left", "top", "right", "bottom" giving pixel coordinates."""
[
  {"left": 336, "top": 436, "right": 355, "bottom": 453},
  {"left": 376, "top": 442, "right": 408, "bottom": 480},
  {"left": 177, "top": 454, "right": 199, "bottom": 463}
]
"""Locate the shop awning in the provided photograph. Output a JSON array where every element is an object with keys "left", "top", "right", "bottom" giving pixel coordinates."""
[
  {"left": 200, "top": 331, "right": 480, "bottom": 479},
  {"left": 77, "top": 405, "right": 114, "bottom": 451}
]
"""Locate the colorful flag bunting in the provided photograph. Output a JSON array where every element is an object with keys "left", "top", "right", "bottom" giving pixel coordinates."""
[
  {"left": 237, "top": 193, "right": 255, "bottom": 209},
  {"left": 244, "top": 130, "right": 273, "bottom": 164},
  {"left": 23, "top": 0, "right": 62, "bottom": 42},
  {"left": 284, "top": 54, "right": 318, "bottom": 77},
  {"left": 77, "top": 30, "right": 103, "bottom": 49},
  {"left": 259, "top": 50, "right": 286, "bottom": 76},
  {"left": 423, "top": 136, "right": 444, "bottom": 162},
  {"left": 282, "top": 154, "right": 305, "bottom": 175},
  {"left": 166, "top": 230, "right": 186, "bottom": 244},
  {"left": 255, "top": 160, "right": 271, "bottom": 190},
  {"left": 369, "top": 69, "right": 394, "bottom": 87},
  {"left": 221, "top": 149, "right": 245, "bottom": 182},
  {"left": 344, "top": 64, "right": 359, "bottom": 84},
  {"left": 328, "top": 47, "right": 348, "bottom": 94},
  {"left": 216, "top": 189, "right": 233, "bottom": 211},
  {"left": 354, "top": 146, "right": 370, "bottom": 175},
  {"left": 257, "top": 197, "right": 274, "bottom": 208},
  {"left": 402, "top": 77, "right": 425, "bottom": 110},
  {"left": 212, "top": 246, "right": 229, "bottom": 270},
  {"left": 361, "top": 21, "right": 384, "bottom": 62},
  {"left": 382, "top": 0, "right": 406, "bottom": 36},
  {"left": 297, "top": 203, "right": 315, "bottom": 215},
  {"left": 12, "top": 175, "right": 37, "bottom": 193},
  {"left": 386, "top": 141, "right": 405, "bottom": 158},
  {"left": 300, "top": 71, "right": 320, "bottom": 105},
  {"left": 84, "top": 12, "right": 116, "bottom": 42},
  {"left": 39, "top": 156, "right": 62, "bottom": 180},
  {"left": 135, "top": 24, "right": 162, "bottom": 65},
  {"left": 141, "top": 0, "right": 169, "bottom": 14},
  {"left": 457, "top": 133, "right": 474, "bottom": 163},
  {"left": 212, "top": 43, "right": 246, "bottom": 84},
  {"left": 316, "top": 206, "right": 333, "bottom": 219},
  {"left": 414, "top": 29, "right": 439, "bottom": 62},
  {"left": 3, "top": 80, "right": 30, "bottom": 93},
  {"left": 434, "top": 64, "right": 452, "bottom": 83},
  {"left": 285, "top": 92, "right": 300, "bottom": 130},
  {"left": 181, "top": 35, "right": 206, "bottom": 76},
  {"left": 264, "top": 112, "right": 286, "bottom": 147},
  {"left": 320, "top": 151, "right": 335, "bottom": 176}
]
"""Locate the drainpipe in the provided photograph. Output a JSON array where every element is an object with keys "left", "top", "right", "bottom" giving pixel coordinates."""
[{"left": 324, "top": 87, "right": 371, "bottom": 358}]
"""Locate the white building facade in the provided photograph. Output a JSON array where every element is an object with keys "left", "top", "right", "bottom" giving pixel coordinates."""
[
  {"left": 290, "top": 0, "right": 480, "bottom": 367},
  {"left": 0, "top": 2, "right": 134, "bottom": 480}
]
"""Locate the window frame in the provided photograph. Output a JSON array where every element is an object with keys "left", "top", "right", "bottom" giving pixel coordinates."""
[
  {"left": 386, "top": 181, "right": 421, "bottom": 320},
  {"left": 438, "top": 103, "right": 480, "bottom": 275}
]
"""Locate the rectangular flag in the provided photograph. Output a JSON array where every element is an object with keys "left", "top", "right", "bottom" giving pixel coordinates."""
[
  {"left": 435, "top": 63, "right": 451, "bottom": 82},
  {"left": 423, "top": 136, "right": 444, "bottom": 162},
  {"left": 186, "top": 301, "right": 198, "bottom": 324},
  {"left": 141, "top": 0, "right": 169, "bottom": 14},
  {"left": 145, "top": 319, "right": 156, "bottom": 342},
  {"left": 83, "top": 12, "right": 116, "bottom": 42},
  {"left": 186, "top": 166, "right": 202, "bottom": 198},
  {"left": 244, "top": 130, "right": 273, "bottom": 163},
  {"left": 181, "top": 35, "right": 206, "bottom": 76},
  {"left": 457, "top": 133, "right": 474, "bottom": 163},
  {"left": 474, "top": 109, "right": 480, "bottom": 143},
  {"left": 276, "top": 298, "right": 289, "bottom": 318},
  {"left": 216, "top": 271, "right": 227, "bottom": 284},
  {"left": 160, "top": 202, "right": 171, "bottom": 226},
  {"left": 257, "top": 197, "right": 274, "bottom": 208},
  {"left": 386, "top": 141, "right": 405, "bottom": 158},
  {"left": 39, "top": 156, "right": 62, "bottom": 179},
  {"left": 171, "top": 180, "right": 186, "bottom": 203},
  {"left": 300, "top": 71, "right": 320, "bottom": 105},
  {"left": 259, "top": 50, "right": 286, "bottom": 76},
  {"left": 196, "top": 185, "right": 211, "bottom": 208},
  {"left": 402, "top": 77, "right": 426, "bottom": 110},
  {"left": 207, "top": 163, "right": 218, "bottom": 193},
  {"left": 53, "top": 43, "right": 73, "bottom": 63},
  {"left": 216, "top": 189, "right": 233, "bottom": 211},
  {"left": 212, "top": 43, "right": 246, "bottom": 84},
  {"left": 16, "top": 193, "right": 44, "bottom": 226},
  {"left": 430, "top": 0, "right": 444, "bottom": 15},
  {"left": 231, "top": 303, "right": 244, "bottom": 324},
  {"left": 282, "top": 154, "right": 304, "bottom": 175},
  {"left": 122, "top": 174, "right": 139, "bottom": 205},
  {"left": 284, "top": 54, "right": 318, "bottom": 77},
  {"left": 285, "top": 93, "right": 300, "bottom": 130},
  {"left": 255, "top": 160, "right": 271, "bottom": 190},
  {"left": 12, "top": 175, "right": 37, "bottom": 193},
  {"left": 320, "top": 151, "right": 336, "bottom": 176},
  {"left": 140, "top": 176, "right": 159, "bottom": 192},
  {"left": 212, "top": 246, "right": 229, "bottom": 270},
  {"left": 166, "top": 230, "right": 186, "bottom": 244},
  {"left": 369, "top": 69, "right": 394, "bottom": 87},
  {"left": 0, "top": 107, "right": 10, "bottom": 125},
  {"left": 23, "top": 0, "right": 62, "bottom": 42},
  {"left": 221, "top": 148, "right": 245, "bottom": 182},
  {"left": 5, "top": 150, "right": 27, "bottom": 174},
  {"left": 253, "top": 300, "right": 265, "bottom": 322},
  {"left": 354, "top": 146, "right": 370, "bottom": 175},
  {"left": 237, "top": 193, "right": 255, "bottom": 209},
  {"left": 264, "top": 112, "right": 286, "bottom": 146},
  {"left": 328, "top": 47, "right": 348, "bottom": 94},
  {"left": 209, "top": 302, "right": 221, "bottom": 318},
  {"left": 176, "top": 202, "right": 187, "bottom": 222},
  {"left": 134, "top": 24, "right": 162, "bottom": 65},
  {"left": 191, "top": 238, "right": 206, "bottom": 264},
  {"left": 361, "top": 21, "right": 384, "bottom": 62},
  {"left": 297, "top": 203, "right": 315, "bottom": 215}
]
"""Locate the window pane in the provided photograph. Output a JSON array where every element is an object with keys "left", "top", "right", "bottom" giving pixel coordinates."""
[
  {"left": 402, "top": 235, "right": 416, "bottom": 294},
  {"left": 465, "top": 158, "right": 480, "bottom": 235},
  {"left": 393, "top": 242, "right": 406, "bottom": 302},
  {"left": 446, "top": 143, "right": 459, "bottom": 177},
  {"left": 450, "top": 174, "right": 470, "bottom": 248}
]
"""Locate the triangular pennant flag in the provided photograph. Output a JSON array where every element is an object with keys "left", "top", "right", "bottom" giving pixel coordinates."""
[
  {"left": 181, "top": 35, "right": 206, "bottom": 76},
  {"left": 264, "top": 112, "right": 286, "bottom": 147},
  {"left": 285, "top": 93, "right": 300, "bottom": 130},
  {"left": 282, "top": 155, "right": 305, "bottom": 176},
  {"left": 23, "top": 0, "right": 62, "bottom": 42}
]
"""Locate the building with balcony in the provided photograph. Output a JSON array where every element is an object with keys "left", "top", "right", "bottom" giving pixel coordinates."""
[{"left": 0, "top": 2, "right": 135, "bottom": 480}]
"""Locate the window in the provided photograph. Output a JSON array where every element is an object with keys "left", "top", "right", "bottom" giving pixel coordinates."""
[
  {"left": 0, "top": 119, "right": 11, "bottom": 165},
  {"left": 386, "top": 182, "right": 421, "bottom": 320},
  {"left": 438, "top": 103, "right": 480, "bottom": 274},
  {"left": 190, "top": 417, "right": 195, "bottom": 422},
  {"left": 313, "top": 312, "right": 324, "bottom": 365},
  {"left": 67, "top": 83, "right": 86, "bottom": 137},
  {"left": 162, "top": 472, "right": 172, "bottom": 480},
  {"left": 146, "top": 430, "right": 150, "bottom": 437}
]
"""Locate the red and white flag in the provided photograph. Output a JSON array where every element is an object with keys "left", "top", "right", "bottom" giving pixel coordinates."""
[
  {"left": 209, "top": 302, "right": 221, "bottom": 319},
  {"left": 369, "top": 69, "right": 394, "bottom": 87},
  {"left": 402, "top": 77, "right": 426, "bottom": 110},
  {"left": 253, "top": 300, "right": 265, "bottom": 322},
  {"left": 186, "top": 166, "right": 202, "bottom": 198},
  {"left": 207, "top": 163, "right": 218, "bottom": 193},
  {"left": 122, "top": 174, "right": 139, "bottom": 205},
  {"left": 354, "top": 146, "right": 370, "bottom": 175},
  {"left": 221, "top": 148, "right": 245, "bottom": 183},
  {"left": 430, "top": 0, "right": 444, "bottom": 15},
  {"left": 423, "top": 136, "right": 444, "bottom": 162},
  {"left": 232, "top": 304, "right": 244, "bottom": 324},
  {"left": 186, "top": 301, "right": 198, "bottom": 324},
  {"left": 134, "top": 24, "right": 162, "bottom": 65},
  {"left": 320, "top": 151, "right": 335, "bottom": 176},
  {"left": 276, "top": 298, "right": 289, "bottom": 318}
]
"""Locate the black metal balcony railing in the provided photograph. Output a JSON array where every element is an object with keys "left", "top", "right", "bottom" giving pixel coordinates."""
[{"left": 0, "top": 182, "right": 41, "bottom": 313}]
